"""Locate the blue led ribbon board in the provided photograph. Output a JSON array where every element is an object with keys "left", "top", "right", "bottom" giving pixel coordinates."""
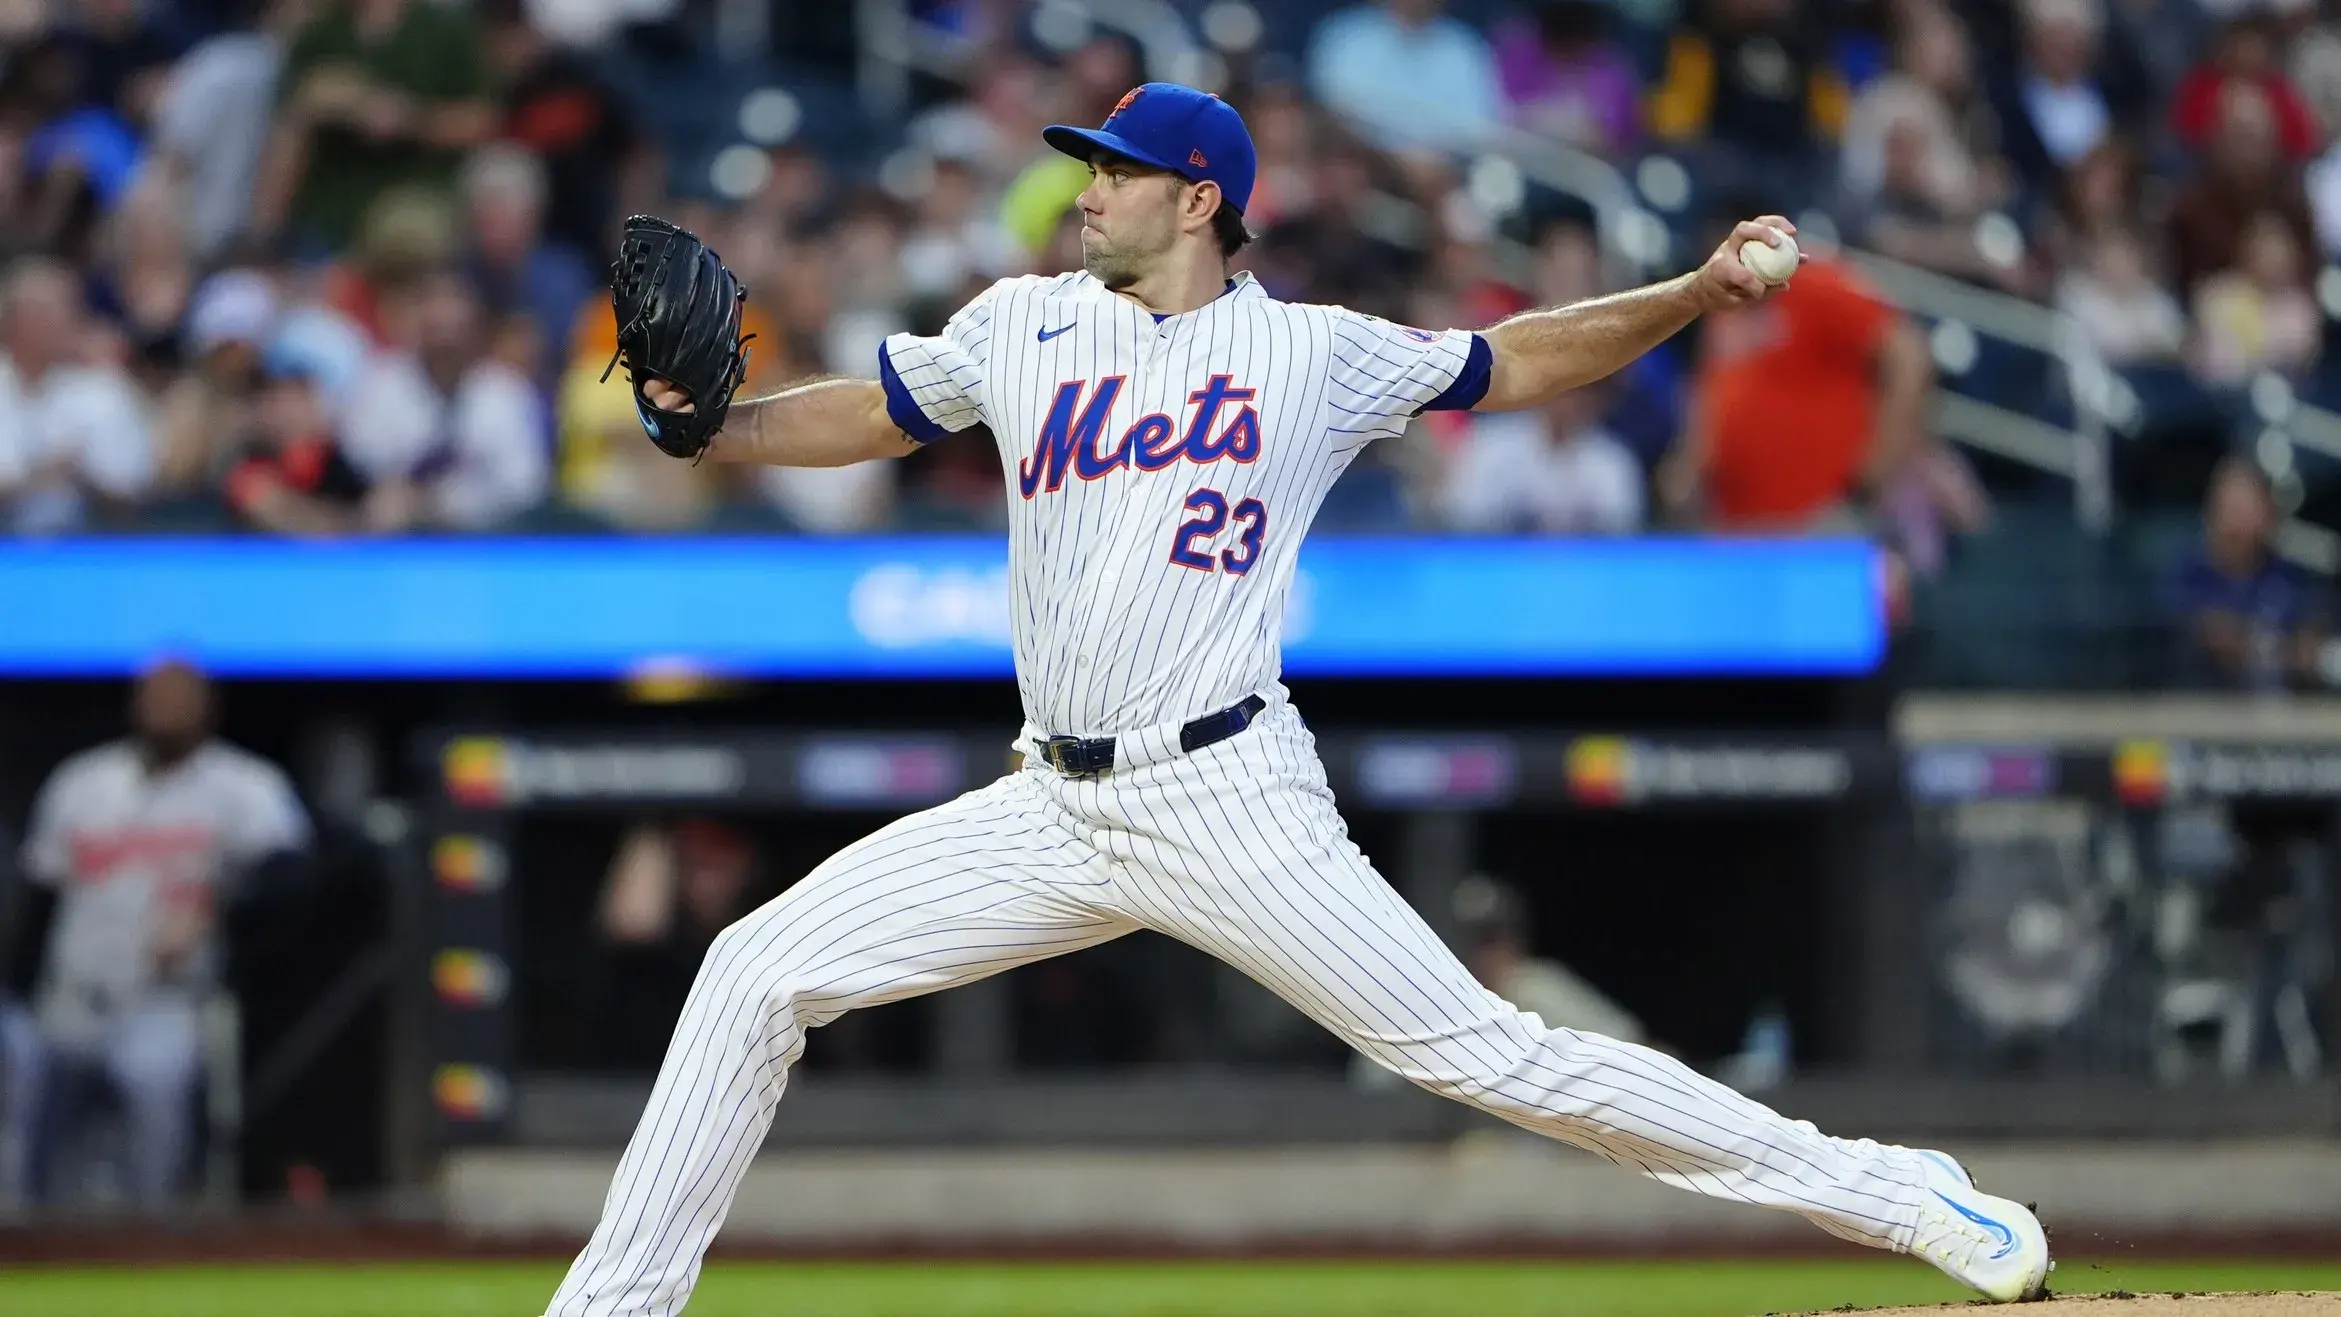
[{"left": 0, "top": 537, "right": 1883, "bottom": 678}]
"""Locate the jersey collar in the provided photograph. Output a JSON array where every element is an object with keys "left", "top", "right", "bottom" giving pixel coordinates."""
[{"left": 1077, "top": 269, "right": 1261, "bottom": 315}]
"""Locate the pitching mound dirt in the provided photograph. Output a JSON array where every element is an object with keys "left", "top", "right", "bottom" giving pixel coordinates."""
[{"left": 1841, "top": 1294, "right": 2341, "bottom": 1316}]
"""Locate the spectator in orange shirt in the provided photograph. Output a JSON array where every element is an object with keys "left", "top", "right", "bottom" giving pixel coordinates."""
[{"left": 1660, "top": 207, "right": 1933, "bottom": 534}]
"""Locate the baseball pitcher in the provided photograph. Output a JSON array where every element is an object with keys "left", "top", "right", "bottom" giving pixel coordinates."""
[{"left": 550, "top": 84, "right": 2050, "bottom": 1315}]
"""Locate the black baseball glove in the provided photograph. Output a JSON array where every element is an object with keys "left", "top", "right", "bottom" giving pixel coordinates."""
[{"left": 601, "top": 215, "right": 755, "bottom": 461}]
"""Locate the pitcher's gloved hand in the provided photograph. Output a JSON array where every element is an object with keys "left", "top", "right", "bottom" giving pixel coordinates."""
[{"left": 602, "top": 214, "right": 754, "bottom": 460}]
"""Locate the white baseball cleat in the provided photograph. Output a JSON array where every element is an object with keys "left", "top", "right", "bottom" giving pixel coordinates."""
[{"left": 1907, "top": 1151, "right": 2052, "bottom": 1302}]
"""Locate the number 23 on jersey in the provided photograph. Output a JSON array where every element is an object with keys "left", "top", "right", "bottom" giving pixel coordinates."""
[{"left": 1169, "top": 489, "right": 1266, "bottom": 575}]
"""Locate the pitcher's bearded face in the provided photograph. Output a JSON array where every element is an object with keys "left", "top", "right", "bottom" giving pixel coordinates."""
[{"left": 1078, "top": 156, "right": 1183, "bottom": 290}]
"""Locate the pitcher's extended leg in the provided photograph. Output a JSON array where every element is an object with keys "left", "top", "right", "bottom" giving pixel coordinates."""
[
  {"left": 1093, "top": 727, "right": 1927, "bottom": 1251},
  {"left": 547, "top": 773, "right": 1130, "bottom": 1317}
]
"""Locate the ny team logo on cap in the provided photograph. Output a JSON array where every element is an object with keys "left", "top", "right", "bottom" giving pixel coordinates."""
[{"left": 1113, "top": 87, "right": 1142, "bottom": 116}]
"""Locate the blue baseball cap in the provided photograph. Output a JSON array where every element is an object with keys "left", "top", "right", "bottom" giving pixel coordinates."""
[{"left": 1043, "top": 82, "right": 1257, "bottom": 215}]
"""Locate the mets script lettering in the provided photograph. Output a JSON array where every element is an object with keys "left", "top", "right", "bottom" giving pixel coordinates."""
[{"left": 1019, "top": 374, "right": 1262, "bottom": 497}]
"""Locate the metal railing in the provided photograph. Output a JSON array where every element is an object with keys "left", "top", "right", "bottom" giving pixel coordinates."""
[
  {"left": 1482, "top": 134, "right": 2341, "bottom": 570},
  {"left": 1481, "top": 128, "right": 1676, "bottom": 292},
  {"left": 1842, "top": 247, "right": 2341, "bottom": 572},
  {"left": 1063, "top": 0, "right": 1209, "bottom": 83},
  {"left": 1470, "top": 130, "right": 2128, "bottom": 531},
  {"left": 855, "top": 0, "right": 1206, "bottom": 116},
  {"left": 1839, "top": 249, "right": 2116, "bottom": 534}
]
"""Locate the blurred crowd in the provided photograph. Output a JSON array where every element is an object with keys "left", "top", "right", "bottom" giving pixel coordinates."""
[
  {"left": 21, "top": 0, "right": 2341, "bottom": 1209},
  {"left": 0, "top": 0, "right": 2335, "bottom": 543}
]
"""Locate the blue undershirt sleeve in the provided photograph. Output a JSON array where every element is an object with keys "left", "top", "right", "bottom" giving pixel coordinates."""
[{"left": 877, "top": 340, "right": 952, "bottom": 444}]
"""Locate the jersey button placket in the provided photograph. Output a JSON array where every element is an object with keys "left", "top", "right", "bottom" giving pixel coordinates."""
[{"left": 1140, "top": 305, "right": 1170, "bottom": 363}]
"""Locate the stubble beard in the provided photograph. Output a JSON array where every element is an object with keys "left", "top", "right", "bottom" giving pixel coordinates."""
[{"left": 1083, "top": 241, "right": 1141, "bottom": 291}]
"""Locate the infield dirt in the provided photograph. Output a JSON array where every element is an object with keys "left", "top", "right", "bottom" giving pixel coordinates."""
[{"left": 1844, "top": 1295, "right": 2341, "bottom": 1316}]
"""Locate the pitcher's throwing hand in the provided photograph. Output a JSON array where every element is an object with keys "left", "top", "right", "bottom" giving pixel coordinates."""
[{"left": 1701, "top": 215, "right": 1808, "bottom": 306}]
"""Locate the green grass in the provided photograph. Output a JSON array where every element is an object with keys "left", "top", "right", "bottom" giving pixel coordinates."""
[{"left": 0, "top": 1258, "right": 2337, "bottom": 1317}]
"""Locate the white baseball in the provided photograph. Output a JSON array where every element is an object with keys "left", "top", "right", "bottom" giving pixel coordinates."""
[{"left": 1738, "top": 229, "right": 1798, "bottom": 285}]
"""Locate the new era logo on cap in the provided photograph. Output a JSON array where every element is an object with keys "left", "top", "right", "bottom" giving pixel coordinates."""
[{"left": 1189, "top": 148, "right": 1208, "bottom": 167}]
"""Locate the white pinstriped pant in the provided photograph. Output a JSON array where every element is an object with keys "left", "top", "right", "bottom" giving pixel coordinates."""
[{"left": 547, "top": 701, "right": 1930, "bottom": 1316}]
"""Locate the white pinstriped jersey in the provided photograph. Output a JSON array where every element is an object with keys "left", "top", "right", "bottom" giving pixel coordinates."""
[{"left": 881, "top": 270, "right": 1474, "bottom": 737}]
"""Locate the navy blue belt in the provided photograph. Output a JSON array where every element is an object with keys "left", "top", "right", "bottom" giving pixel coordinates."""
[{"left": 1037, "top": 694, "right": 1268, "bottom": 778}]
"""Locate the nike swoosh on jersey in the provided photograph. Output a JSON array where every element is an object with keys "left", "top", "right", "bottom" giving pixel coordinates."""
[{"left": 1037, "top": 324, "right": 1075, "bottom": 342}]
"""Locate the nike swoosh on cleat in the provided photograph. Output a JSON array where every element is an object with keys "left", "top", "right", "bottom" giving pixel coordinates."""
[
  {"left": 1037, "top": 324, "right": 1075, "bottom": 342},
  {"left": 1934, "top": 1191, "right": 2017, "bottom": 1260}
]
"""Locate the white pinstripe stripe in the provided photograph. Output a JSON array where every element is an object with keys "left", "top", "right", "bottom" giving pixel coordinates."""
[{"left": 548, "top": 712, "right": 1930, "bottom": 1316}]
